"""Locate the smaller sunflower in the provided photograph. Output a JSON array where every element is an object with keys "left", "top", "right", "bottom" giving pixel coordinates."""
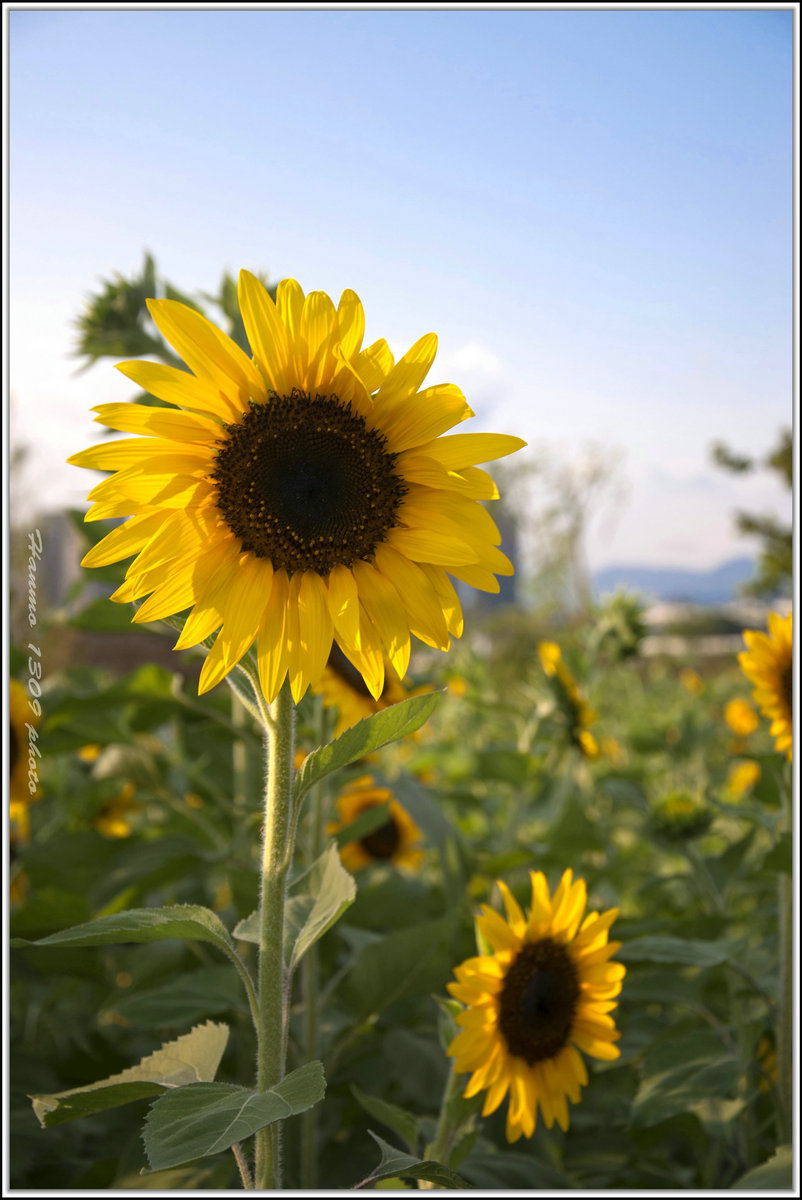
[
  {"left": 327, "top": 775, "right": 423, "bottom": 872},
  {"left": 538, "top": 642, "right": 599, "bottom": 759},
  {"left": 313, "top": 644, "right": 409, "bottom": 735},
  {"left": 738, "top": 611, "right": 793, "bottom": 761},
  {"left": 447, "top": 870, "right": 624, "bottom": 1142}
]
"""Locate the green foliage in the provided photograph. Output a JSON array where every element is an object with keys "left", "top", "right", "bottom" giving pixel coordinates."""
[
  {"left": 142, "top": 1063, "right": 325, "bottom": 1171},
  {"left": 9, "top": 592, "right": 792, "bottom": 1189}
]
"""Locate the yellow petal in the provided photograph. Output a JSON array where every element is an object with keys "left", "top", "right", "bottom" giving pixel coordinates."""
[
  {"left": 81, "top": 510, "right": 166, "bottom": 568},
  {"left": 147, "top": 298, "right": 266, "bottom": 405},
  {"left": 336, "top": 288, "right": 365, "bottom": 360},
  {"left": 419, "top": 432, "right": 527, "bottom": 470},
  {"left": 355, "top": 337, "right": 394, "bottom": 392},
  {"left": 115, "top": 359, "right": 242, "bottom": 421},
  {"left": 257, "top": 569, "right": 290, "bottom": 702},
  {"left": 376, "top": 383, "right": 473, "bottom": 454},
  {"left": 198, "top": 557, "right": 272, "bottom": 694},
  {"left": 326, "top": 564, "right": 362, "bottom": 647},
  {"left": 91, "top": 403, "right": 222, "bottom": 442},
  {"left": 352, "top": 559, "right": 411, "bottom": 679},
  {"left": 238, "top": 269, "right": 292, "bottom": 395}
]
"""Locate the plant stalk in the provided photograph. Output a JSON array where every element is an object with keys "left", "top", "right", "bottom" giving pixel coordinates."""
[{"left": 254, "top": 678, "right": 296, "bottom": 1191}]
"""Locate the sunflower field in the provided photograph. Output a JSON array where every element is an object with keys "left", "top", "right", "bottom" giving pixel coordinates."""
[{"left": 8, "top": 265, "right": 794, "bottom": 1192}]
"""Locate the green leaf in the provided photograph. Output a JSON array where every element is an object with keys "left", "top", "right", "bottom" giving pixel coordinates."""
[
  {"left": 233, "top": 843, "right": 356, "bottom": 967},
  {"left": 101, "top": 967, "right": 243, "bottom": 1027},
  {"left": 348, "top": 915, "right": 459, "bottom": 1018},
  {"left": 354, "top": 1132, "right": 468, "bottom": 1190},
  {"left": 460, "top": 1151, "right": 575, "bottom": 1189},
  {"left": 294, "top": 693, "right": 441, "bottom": 801},
  {"left": 30, "top": 1022, "right": 229, "bottom": 1128},
  {"left": 730, "top": 1145, "right": 793, "bottom": 1189},
  {"left": 142, "top": 1061, "right": 325, "bottom": 1171},
  {"left": 287, "top": 842, "right": 357, "bottom": 970},
  {"left": 632, "top": 1058, "right": 742, "bottom": 1128},
  {"left": 11, "top": 904, "right": 237, "bottom": 956},
  {"left": 350, "top": 1085, "right": 419, "bottom": 1154},
  {"left": 619, "top": 936, "right": 736, "bottom": 967}
]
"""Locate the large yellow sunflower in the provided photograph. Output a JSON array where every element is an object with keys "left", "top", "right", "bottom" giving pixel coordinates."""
[
  {"left": 447, "top": 870, "right": 624, "bottom": 1143},
  {"left": 69, "top": 275, "right": 525, "bottom": 703},
  {"left": 537, "top": 642, "right": 599, "bottom": 759},
  {"left": 326, "top": 774, "right": 423, "bottom": 873},
  {"left": 313, "top": 644, "right": 409, "bottom": 735},
  {"left": 738, "top": 610, "right": 793, "bottom": 761}
]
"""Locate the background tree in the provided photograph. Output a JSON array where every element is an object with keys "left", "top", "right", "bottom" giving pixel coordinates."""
[{"left": 710, "top": 428, "right": 792, "bottom": 598}]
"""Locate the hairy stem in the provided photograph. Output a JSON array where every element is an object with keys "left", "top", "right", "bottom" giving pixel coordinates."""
[{"left": 254, "top": 679, "right": 295, "bottom": 1191}]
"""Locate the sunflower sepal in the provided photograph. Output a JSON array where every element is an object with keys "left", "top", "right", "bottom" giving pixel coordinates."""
[{"left": 294, "top": 692, "right": 441, "bottom": 803}]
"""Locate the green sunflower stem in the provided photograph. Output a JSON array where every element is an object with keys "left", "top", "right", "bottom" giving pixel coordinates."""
[
  {"left": 776, "top": 765, "right": 792, "bottom": 1142},
  {"left": 254, "top": 678, "right": 296, "bottom": 1191},
  {"left": 423, "top": 1059, "right": 465, "bottom": 1174},
  {"left": 300, "top": 700, "right": 331, "bottom": 1190}
]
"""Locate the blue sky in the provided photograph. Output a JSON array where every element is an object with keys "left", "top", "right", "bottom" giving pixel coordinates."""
[{"left": 9, "top": 7, "right": 794, "bottom": 571}]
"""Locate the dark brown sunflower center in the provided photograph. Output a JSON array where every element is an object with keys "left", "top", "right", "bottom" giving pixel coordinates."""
[
  {"left": 327, "top": 642, "right": 390, "bottom": 701},
  {"left": 498, "top": 937, "right": 581, "bottom": 1065},
  {"left": 212, "top": 390, "right": 406, "bottom": 575},
  {"left": 361, "top": 816, "right": 401, "bottom": 860}
]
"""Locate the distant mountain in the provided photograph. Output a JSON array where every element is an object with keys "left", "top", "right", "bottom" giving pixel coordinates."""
[{"left": 592, "top": 557, "right": 755, "bottom": 605}]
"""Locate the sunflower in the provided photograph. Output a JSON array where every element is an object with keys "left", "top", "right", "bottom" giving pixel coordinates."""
[
  {"left": 448, "top": 871, "right": 624, "bottom": 1142},
  {"left": 313, "top": 643, "right": 409, "bottom": 735},
  {"left": 537, "top": 642, "right": 599, "bottom": 759},
  {"left": 738, "top": 611, "right": 793, "bottom": 761},
  {"left": 69, "top": 275, "right": 525, "bottom": 703},
  {"left": 326, "top": 774, "right": 423, "bottom": 872}
]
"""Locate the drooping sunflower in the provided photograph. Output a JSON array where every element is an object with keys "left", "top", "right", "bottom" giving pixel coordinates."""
[
  {"left": 326, "top": 774, "right": 423, "bottom": 873},
  {"left": 537, "top": 642, "right": 599, "bottom": 759},
  {"left": 738, "top": 611, "right": 793, "bottom": 761},
  {"left": 69, "top": 274, "right": 525, "bottom": 703},
  {"left": 313, "top": 643, "right": 409, "bottom": 735},
  {"left": 447, "top": 870, "right": 624, "bottom": 1142}
]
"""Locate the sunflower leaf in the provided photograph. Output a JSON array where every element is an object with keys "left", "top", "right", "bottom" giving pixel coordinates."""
[
  {"left": 30, "top": 1022, "right": 229, "bottom": 1128},
  {"left": 729, "top": 1145, "right": 793, "bottom": 1190},
  {"left": 232, "top": 843, "right": 356, "bottom": 967},
  {"left": 287, "top": 842, "right": 356, "bottom": 970},
  {"left": 11, "top": 905, "right": 238, "bottom": 955},
  {"left": 353, "top": 1131, "right": 468, "bottom": 1189},
  {"left": 294, "top": 693, "right": 441, "bottom": 801},
  {"left": 142, "top": 1062, "right": 325, "bottom": 1172},
  {"left": 350, "top": 1086, "right": 420, "bottom": 1155}
]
